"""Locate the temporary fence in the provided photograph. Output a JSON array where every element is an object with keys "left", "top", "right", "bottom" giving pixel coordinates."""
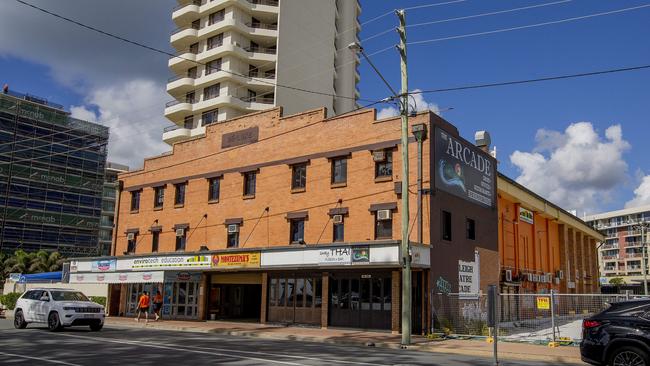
[{"left": 430, "top": 291, "right": 644, "bottom": 345}]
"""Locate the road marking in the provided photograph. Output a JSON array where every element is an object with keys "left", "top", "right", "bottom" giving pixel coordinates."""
[
  {"left": 57, "top": 333, "right": 304, "bottom": 365},
  {"left": 0, "top": 351, "right": 83, "bottom": 366},
  {"left": 61, "top": 332, "right": 392, "bottom": 366}
]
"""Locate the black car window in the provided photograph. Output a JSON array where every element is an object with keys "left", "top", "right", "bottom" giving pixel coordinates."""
[
  {"left": 605, "top": 302, "right": 650, "bottom": 317},
  {"left": 22, "top": 290, "right": 36, "bottom": 300}
]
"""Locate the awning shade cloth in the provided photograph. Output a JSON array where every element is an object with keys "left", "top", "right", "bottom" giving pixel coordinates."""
[{"left": 69, "top": 271, "right": 164, "bottom": 284}]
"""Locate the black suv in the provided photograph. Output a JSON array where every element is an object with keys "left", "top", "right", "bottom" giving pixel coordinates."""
[{"left": 581, "top": 299, "right": 650, "bottom": 366}]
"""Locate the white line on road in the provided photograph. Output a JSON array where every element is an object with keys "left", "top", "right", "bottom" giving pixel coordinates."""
[
  {"left": 57, "top": 333, "right": 305, "bottom": 365},
  {"left": 0, "top": 351, "right": 83, "bottom": 366}
]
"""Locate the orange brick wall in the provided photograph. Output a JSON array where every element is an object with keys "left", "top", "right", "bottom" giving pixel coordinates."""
[{"left": 114, "top": 108, "right": 433, "bottom": 255}]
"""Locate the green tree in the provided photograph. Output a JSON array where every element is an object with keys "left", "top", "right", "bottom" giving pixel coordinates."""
[
  {"left": 609, "top": 277, "right": 626, "bottom": 286},
  {"left": 28, "top": 250, "right": 63, "bottom": 273},
  {"left": 3, "top": 250, "right": 34, "bottom": 275}
]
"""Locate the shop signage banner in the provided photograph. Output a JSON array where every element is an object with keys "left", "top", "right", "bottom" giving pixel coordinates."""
[
  {"left": 164, "top": 271, "right": 203, "bottom": 282},
  {"left": 91, "top": 259, "right": 116, "bottom": 272},
  {"left": 211, "top": 252, "right": 260, "bottom": 269},
  {"left": 69, "top": 271, "right": 164, "bottom": 284},
  {"left": 351, "top": 246, "right": 370, "bottom": 263},
  {"left": 519, "top": 207, "right": 534, "bottom": 224},
  {"left": 434, "top": 127, "right": 495, "bottom": 208},
  {"left": 118, "top": 255, "right": 212, "bottom": 271},
  {"left": 319, "top": 247, "right": 352, "bottom": 265},
  {"left": 458, "top": 252, "right": 480, "bottom": 299}
]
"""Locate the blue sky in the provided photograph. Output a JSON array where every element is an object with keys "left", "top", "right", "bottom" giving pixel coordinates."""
[{"left": 1, "top": 0, "right": 649, "bottom": 214}]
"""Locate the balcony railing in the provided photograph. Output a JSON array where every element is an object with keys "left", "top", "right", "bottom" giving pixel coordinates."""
[
  {"left": 239, "top": 96, "right": 274, "bottom": 104},
  {"left": 244, "top": 46, "right": 277, "bottom": 54},
  {"left": 3, "top": 90, "right": 64, "bottom": 110},
  {"left": 163, "top": 124, "right": 183, "bottom": 132},
  {"left": 165, "top": 99, "right": 195, "bottom": 107},
  {"left": 171, "top": 23, "right": 201, "bottom": 35},
  {"left": 247, "top": 0, "right": 279, "bottom": 6},
  {"left": 248, "top": 71, "right": 276, "bottom": 79},
  {"left": 627, "top": 253, "right": 643, "bottom": 258},
  {"left": 246, "top": 22, "right": 278, "bottom": 30},
  {"left": 173, "top": 0, "right": 201, "bottom": 11},
  {"left": 602, "top": 255, "right": 619, "bottom": 260}
]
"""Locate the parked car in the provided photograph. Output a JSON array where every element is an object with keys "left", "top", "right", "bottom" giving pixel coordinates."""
[
  {"left": 13, "top": 288, "right": 104, "bottom": 332},
  {"left": 581, "top": 298, "right": 650, "bottom": 366}
]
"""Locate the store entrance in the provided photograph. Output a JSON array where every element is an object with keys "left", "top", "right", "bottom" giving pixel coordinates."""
[
  {"left": 209, "top": 284, "right": 261, "bottom": 321},
  {"left": 329, "top": 272, "right": 392, "bottom": 330}
]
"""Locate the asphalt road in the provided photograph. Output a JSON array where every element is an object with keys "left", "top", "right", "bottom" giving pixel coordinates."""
[{"left": 0, "top": 319, "right": 579, "bottom": 366}]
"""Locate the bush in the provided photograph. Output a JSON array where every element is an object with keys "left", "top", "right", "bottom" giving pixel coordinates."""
[
  {"left": 90, "top": 296, "right": 106, "bottom": 307},
  {"left": 0, "top": 292, "right": 22, "bottom": 310}
]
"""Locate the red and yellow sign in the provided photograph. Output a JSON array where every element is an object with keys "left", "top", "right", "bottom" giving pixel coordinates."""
[
  {"left": 536, "top": 297, "right": 550, "bottom": 310},
  {"left": 212, "top": 252, "right": 260, "bottom": 268}
]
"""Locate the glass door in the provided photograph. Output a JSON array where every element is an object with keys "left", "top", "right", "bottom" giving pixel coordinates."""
[{"left": 170, "top": 282, "right": 199, "bottom": 319}]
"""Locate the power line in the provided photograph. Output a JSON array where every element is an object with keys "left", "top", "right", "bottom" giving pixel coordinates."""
[
  {"left": 410, "top": 64, "right": 650, "bottom": 95},
  {"left": 407, "top": 3, "right": 650, "bottom": 46},
  {"left": 14, "top": 0, "right": 370, "bottom": 104},
  {"left": 362, "top": 0, "right": 573, "bottom": 42}
]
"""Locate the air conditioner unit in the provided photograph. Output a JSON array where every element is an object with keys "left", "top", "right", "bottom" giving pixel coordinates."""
[
  {"left": 377, "top": 209, "right": 391, "bottom": 221},
  {"left": 127, "top": 232, "right": 135, "bottom": 241},
  {"left": 372, "top": 150, "right": 386, "bottom": 162},
  {"left": 556, "top": 270, "right": 564, "bottom": 279},
  {"left": 176, "top": 228, "right": 185, "bottom": 237},
  {"left": 527, "top": 273, "right": 533, "bottom": 282},
  {"left": 227, "top": 224, "right": 239, "bottom": 233},
  {"left": 505, "top": 269, "right": 512, "bottom": 282},
  {"left": 332, "top": 214, "right": 343, "bottom": 224}
]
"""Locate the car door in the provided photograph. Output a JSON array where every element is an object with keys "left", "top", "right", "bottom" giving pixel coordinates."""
[
  {"left": 20, "top": 291, "right": 37, "bottom": 322},
  {"left": 32, "top": 290, "right": 50, "bottom": 322}
]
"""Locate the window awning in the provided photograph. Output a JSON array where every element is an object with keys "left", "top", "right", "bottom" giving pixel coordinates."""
[
  {"left": 69, "top": 271, "right": 165, "bottom": 284},
  {"left": 18, "top": 271, "right": 62, "bottom": 283}
]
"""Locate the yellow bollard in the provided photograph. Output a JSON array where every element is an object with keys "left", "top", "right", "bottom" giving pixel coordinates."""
[{"left": 486, "top": 336, "right": 494, "bottom": 343}]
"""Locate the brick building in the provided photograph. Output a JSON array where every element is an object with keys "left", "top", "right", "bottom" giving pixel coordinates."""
[{"left": 68, "top": 106, "right": 498, "bottom": 333}]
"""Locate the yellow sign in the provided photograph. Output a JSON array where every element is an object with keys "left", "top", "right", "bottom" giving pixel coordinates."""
[
  {"left": 536, "top": 297, "right": 550, "bottom": 310},
  {"left": 212, "top": 252, "right": 260, "bottom": 268}
]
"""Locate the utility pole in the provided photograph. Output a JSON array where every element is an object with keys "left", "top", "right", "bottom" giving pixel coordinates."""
[{"left": 396, "top": 9, "right": 411, "bottom": 346}]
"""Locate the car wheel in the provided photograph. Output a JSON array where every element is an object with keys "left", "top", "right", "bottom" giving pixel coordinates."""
[
  {"left": 610, "top": 346, "right": 649, "bottom": 366},
  {"left": 13, "top": 310, "right": 27, "bottom": 329},
  {"left": 89, "top": 323, "right": 103, "bottom": 331},
  {"left": 47, "top": 312, "right": 63, "bottom": 332}
]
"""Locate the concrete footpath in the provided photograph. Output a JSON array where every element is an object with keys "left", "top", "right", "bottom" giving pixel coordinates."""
[{"left": 106, "top": 317, "right": 584, "bottom": 365}]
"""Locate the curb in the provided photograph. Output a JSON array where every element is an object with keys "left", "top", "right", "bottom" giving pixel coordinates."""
[{"left": 106, "top": 321, "right": 583, "bottom": 364}]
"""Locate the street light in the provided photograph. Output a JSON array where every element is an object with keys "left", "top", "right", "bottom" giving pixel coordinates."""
[{"left": 633, "top": 222, "right": 650, "bottom": 295}]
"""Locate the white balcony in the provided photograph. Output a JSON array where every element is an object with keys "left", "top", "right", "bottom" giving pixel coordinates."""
[
  {"left": 166, "top": 76, "right": 196, "bottom": 94},
  {"left": 169, "top": 51, "right": 198, "bottom": 71},
  {"left": 172, "top": 1, "right": 201, "bottom": 25},
  {"left": 162, "top": 125, "right": 206, "bottom": 145},
  {"left": 164, "top": 100, "right": 193, "bottom": 120},
  {"left": 199, "top": 18, "right": 278, "bottom": 44},
  {"left": 170, "top": 26, "right": 200, "bottom": 48}
]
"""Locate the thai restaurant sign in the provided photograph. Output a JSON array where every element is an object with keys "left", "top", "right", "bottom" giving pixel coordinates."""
[
  {"left": 211, "top": 252, "right": 260, "bottom": 269},
  {"left": 117, "top": 255, "right": 212, "bottom": 271},
  {"left": 434, "top": 127, "right": 495, "bottom": 208}
]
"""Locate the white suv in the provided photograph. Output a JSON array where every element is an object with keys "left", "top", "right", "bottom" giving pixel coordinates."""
[{"left": 14, "top": 288, "right": 105, "bottom": 332}]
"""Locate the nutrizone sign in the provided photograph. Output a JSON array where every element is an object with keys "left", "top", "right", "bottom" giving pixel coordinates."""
[{"left": 434, "top": 127, "right": 495, "bottom": 208}]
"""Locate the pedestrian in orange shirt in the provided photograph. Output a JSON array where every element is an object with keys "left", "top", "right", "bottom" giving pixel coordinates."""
[
  {"left": 153, "top": 290, "right": 163, "bottom": 321},
  {"left": 135, "top": 291, "right": 150, "bottom": 324}
]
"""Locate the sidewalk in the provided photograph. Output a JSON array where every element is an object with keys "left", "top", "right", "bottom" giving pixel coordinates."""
[{"left": 106, "top": 317, "right": 583, "bottom": 364}]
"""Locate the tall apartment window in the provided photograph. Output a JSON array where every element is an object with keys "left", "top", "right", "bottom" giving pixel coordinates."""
[
  {"left": 291, "top": 163, "right": 307, "bottom": 190},
  {"left": 466, "top": 218, "right": 476, "bottom": 240},
  {"left": 187, "top": 66, "right": 197, "bottom": 79},
  {"left": 374, "top": 211, "right": 392, "bottom": 239},
  {"left": 174, "top": 183, "right": 186, "bottom": 206},
  {"left": 374, "top": 150, "right": 393, "bottom": 178},
  {"left": 208, "top": 177, "right": 220, "bottom": 201},
  {"left": 209, "top": 9, "right": 225, "bottom": 25},
  {"left": 151, "top": 231, "right": 160, "bottom": 253},
  {"left": 153, "top": 186, "right": 165, "bottom": 209},
  {"left": 127, "top": 233, "right": 137, "bottom": 253},
  {"left": 331, "top": 157, "right": 347, "bottom": 185},
  {"left": 205, "top": 58, "right": 221, "bottom": 75},
  {"left": 191, "top": 19, "right": 200, "bottom": 29},
  {"left": 290, "top": 219, "right": 305, "bottom": 244},
  {"left": 333, "top": 219, "right": 344, "bottom": 242},
  {"left": 249, "top": 64, "right": 258, "bottom": 77},
  {"left": 247, "top": 89, "right": 257, "bottom": 102},
  {"left": 184, "top": 115, "right": 194, "bottom": 129},
  {"left": 249, "top": 40, "right": 259, "bottom": 52},
  {"left": 189, "top": 42, "right": 199, "bottom": 54},
  {"left": 204, "top": 83, "right": 220, "bottom": 100},
  {"left": 185, "top": 91, "right": 196, "bottom": 103},
  {"left": 227, "top": 225, "right": 239, "bottom": 248},
  {"left": 207, "top": 33, "right": 223, "bottom": 50},
  {"left": 202, "top": 109, "right": 219, "bottom": 125},
  {"left": 130, "top": 190, "right": 140, "bottom": 212},
  {"left": 243, "top": 171, "right": 256, "bottom": 197},
  {"left": 442, "top": 211, "right": 452, "bottom": 241},
  {"left": 175, "top": 228, "right": 186, "bottom": 251}
]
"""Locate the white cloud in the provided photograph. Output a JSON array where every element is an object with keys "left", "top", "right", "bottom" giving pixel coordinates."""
[
  {"left": 626, "top": 175, "right": 650, "bottom": 208},
  {"left": 376, "top": 90, "right": 440, "bottom": 119},
  {"left": 70, "top": 80, "right": 170, "bottom": 169},
  {"left": 510, "top": 122, "right": 630, "bottom": 212}
]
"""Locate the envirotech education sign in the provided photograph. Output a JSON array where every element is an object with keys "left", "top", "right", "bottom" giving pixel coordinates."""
[{"left": 434, "top": 127, "right": 495, "bottom": 208}]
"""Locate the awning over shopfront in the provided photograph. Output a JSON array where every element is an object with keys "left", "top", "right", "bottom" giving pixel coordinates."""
[{"left": 69, "top": 271, "right": 164, "bottom": 284}]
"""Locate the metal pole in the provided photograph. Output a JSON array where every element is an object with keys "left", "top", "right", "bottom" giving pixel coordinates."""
[
  {"left": 550, "top": 290, "right": 556, "bottom": 345},
  {"left": 396, "top": 9, "right": 411, "bottom": 346}
]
